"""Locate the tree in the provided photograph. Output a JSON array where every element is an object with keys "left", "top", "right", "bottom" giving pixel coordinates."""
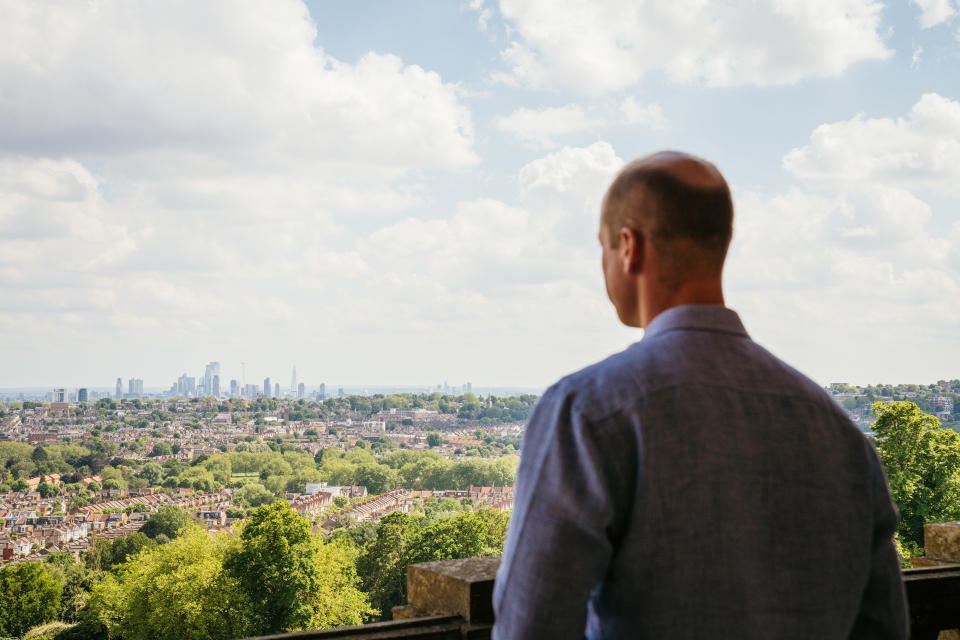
[
  {"left": 0, "top": 562, "right": 63, "bottom": 637},
  {"left": 86, "top": 527, "right": 253, "bottom": 640},
  {"left": 406, "top": 512, "right": 489, "bottom": 565},
  {"left": 354, "top": 463, "right": 398, "bottom": 495},
  {"left": 140, "top": 505, "right": 196, "bottom": 540},
  {"left": 150, "top": 442, "right": 172, "bottom": 457},
  {"left": 37, "top": 481, "right": 59, "bottom": 498},
  {"left": 333, "top": 496, "right": 349, "bottom": 508},
  {"left": 426, "top": 432, "right": 443, "bottom": 448},
  {"left": 355, "top": 511, "right": 419, "bottom": 619},
  {"left": 102, "top": 478, "right": 123, "bottom": 491},
  {"left": 872, "top": 401, "right": 960, "bottom": 552},
  {"left": 234, "top": 483, "right": 276, "bottom": 508},
  {"left": 11, "top": 477, "right": 29, "bottom": 492},
  {"left": 224, "top": 501, "right": 374, "bottom": 634},
  {"left": 31, "top": 446, "right": 49, "bottom": 463},
  {"left": 106, "top": 532, "right": 157, "bottom": 568}
]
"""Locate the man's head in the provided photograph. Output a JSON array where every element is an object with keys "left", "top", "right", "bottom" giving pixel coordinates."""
[{"left": 600, "top": 151, "right": 733, "bottom": 327}]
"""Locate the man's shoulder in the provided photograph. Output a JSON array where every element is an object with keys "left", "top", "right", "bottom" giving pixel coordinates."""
[{"left": 540, "top": 343, "right": 649, "bottom": 423}]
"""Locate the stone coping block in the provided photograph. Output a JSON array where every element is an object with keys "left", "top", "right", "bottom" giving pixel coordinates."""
[
  {"left": 406, "top": 556, "right": 500, "bottom": 624},
  {"left": 925, "top": 522, "right": 960, "bottom": 563}
]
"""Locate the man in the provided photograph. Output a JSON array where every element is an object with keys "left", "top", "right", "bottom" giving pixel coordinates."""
[{"left": 492, "top": 152, "right": 907, "bottom": 639}]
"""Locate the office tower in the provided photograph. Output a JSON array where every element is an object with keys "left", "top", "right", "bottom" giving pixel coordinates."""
[
  {"left": 338, "top": 387, "right": 345, "bottom": 398},
  {"left": 263, "top": 377, "right": 271, "bottom": 397},
  {"left": 230, "top": 379, "right": 238, "bottom": 397},
  {"left": 319, "top": 383, "right": 326, "bottom": 401},
  {"left": 77, "top": 388, "right": 88, "bottom": 403},
  {"left": 203, "top": 362, "right": 220, "bottom": 396},
  {"left": 52, "top": 388, "right": 66, "bottom": 403},
  {"left": 212, "top": 375, "right": 221, "bottom": 398},
  {"left": 176, "top": 373, "right": 196, "bottom": 397},
  {"left": 127, "top": 378, "right": 143, "bottom": 396},
  {"left": 466, "top": 382, "right": 472, "bottom": 394},
  {"left": 116, "top": 378, "right": 123, "bottom": 400},
  {"left": 297, "top": 382, "right": 305, "bottom": 399},
  {"left": 274, "top": 383, "right": 280, "bottom": 398},
  {"left": 245, "top": 383, "right": 259, "bottom": 398},
  {"left": 291, "top": 366, "right": 297, "bottom": 393}
]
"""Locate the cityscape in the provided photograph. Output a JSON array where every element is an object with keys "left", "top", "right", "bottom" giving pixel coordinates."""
[{"left": 2, "top": 0, "right": 960, "bottom": 637}]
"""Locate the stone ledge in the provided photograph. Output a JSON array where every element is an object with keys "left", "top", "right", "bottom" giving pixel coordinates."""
[{"left": 406, "top": 556, "right": 500, "bottom": 625}]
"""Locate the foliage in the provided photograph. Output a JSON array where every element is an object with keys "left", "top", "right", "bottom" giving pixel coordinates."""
[
  {"left": 355, "top": 508, "right": 509, "bottom": 620},
  {"left": 23, "top": 620, "right": 73, "bottom": 640},
  {"left": 234, "top": 482, "right": 276, "bottom": 508},
  {"left": 85, "top": 527, "right": 252, "bottom": 640},
  {"left": 139, "top": 505, "right": 196, "bottom": 540},
  {"left": 105, "top": 533, "right": 158, "bottom": 569},
  {"left": 224, "top": 501, "right": 375, "bottom": 634},
  {"left": 37, "top": 481, "right": 59, "bottom": 498},
  {"left": 871, "top": 401, "right": 960, "bottom": 550},
  {"left": 23, "top": 621, "right": 74, "bottom": 639},
  {"left": 0, "top": 562, "right": 63, "bottom": 637}
]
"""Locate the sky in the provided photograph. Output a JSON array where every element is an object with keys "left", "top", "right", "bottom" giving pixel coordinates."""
[{"left": 1, "top": 0, "right": 959, "bottom": 390}]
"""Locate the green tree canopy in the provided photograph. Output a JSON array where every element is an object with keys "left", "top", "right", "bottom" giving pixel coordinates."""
[
  {"left": 85, "top": 527, "right": 252, "bottom": 640},
  {"left": 224, "top": 501, "right": 374, "bottom": 634},
  {"left": 0, "top": 562, "right": 63, "bottom": 637},
  {"left": 140, "top": 505, "right": 196, "bottom": 540},
  {"left": 872, "top": 401, "right": 960, "bottom": 551},
  {"left": 37, "top": 481, "right": 59, "bottom": 498}
]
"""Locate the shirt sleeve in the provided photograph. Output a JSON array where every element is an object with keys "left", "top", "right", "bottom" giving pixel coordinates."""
[
  {"left": 848, "top": 440, "right": 908, "bottom": 640},
  {"left": 492, "top": 385, "right": 637, "bottom": 640}
]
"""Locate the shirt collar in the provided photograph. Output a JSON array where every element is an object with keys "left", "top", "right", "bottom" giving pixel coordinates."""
[{"left": 642, "top": 304, "right": 748, "bottom": 340}]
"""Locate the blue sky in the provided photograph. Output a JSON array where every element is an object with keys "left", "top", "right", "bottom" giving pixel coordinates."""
[{"left": 0, "top": 0, "right": 958, "bottom": 390}]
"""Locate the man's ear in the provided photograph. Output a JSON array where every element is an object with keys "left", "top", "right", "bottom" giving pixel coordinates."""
[{"left": 619, "top": 227, "right": 643, "bottom": 274}]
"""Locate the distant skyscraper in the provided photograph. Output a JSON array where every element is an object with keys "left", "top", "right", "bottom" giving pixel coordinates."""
[
  {"left": 176, "top": 373, "right": 196, "bottom": 397},
  {"left": 52, "top": 388, "right": 66, "bottom": 403},
  {"left": 466, "top": 382, "right": 473, "bottom": 394},
  {"left": 297, "top": 382, "right": 305, "bottom": 399},
  {"left": 128, "top": 379, "right": 144, "bottom": 396},
  {"left": 274, "top": 382, "right": 280, "bottom": 398},
  {"left": 116, "top": 378, "right": 122, "bottom": 400},
  {"left": 291, "top": 366, "right": 297, "bottom": 393},
  {"left": 319, "top": 383, "right": 326, "bottom": 401},
  {"left": 212, "top": 375, "right": 221, "bottom": 397},
  {"left": 263, "top": 377, "right": 271, "bottom": 397},
  {"left": 230, "top": 379, "right": 238, "bottom": 397},
  {"left": 203, "top": 362, "right": 220, "bottom": 396},
  {"left": 77, "top": 388, "right": 88, "bottom": 403},
  {"left": 338, "top": 387, "right": 345, "bottom": 398}
]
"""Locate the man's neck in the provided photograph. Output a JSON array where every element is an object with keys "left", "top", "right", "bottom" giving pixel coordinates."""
[{"left": 640, "top": 279, "right": 725, "bottom": 328}]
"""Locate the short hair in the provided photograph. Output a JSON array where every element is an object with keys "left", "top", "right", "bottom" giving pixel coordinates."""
[{"left": 602, "top": 161, "right": 734, "bottom": 275}]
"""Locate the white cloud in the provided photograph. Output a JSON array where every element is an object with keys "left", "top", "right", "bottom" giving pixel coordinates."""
[
  {"left": 620, "top": 99, "right": 669, "bottom": 130},
  {"left": 0, "top": 0, "right": 477, "bottom": 171},
  {"left": 354, "top": 142, "right": 634, "bottom": 383},
  {"left": 911, "top": 0, "right": 958, "bottom": 28},
  {"left": 782, "top": 93, "right": 960, "bottom": 191},
  {"left": 495, "top": 104, "right": 600, "bottom": 148},
  {"left": 0, "top": 0, "right": 492, "bottom": 386},
  {"left": 912, "top": 45, "right": 924, "bottom": 69},
  {"left": 726, "top": 96, "right": 960, "bottom": 383},
  {"left": 495, "top": 0, "right": 892, "bottom": 93}
]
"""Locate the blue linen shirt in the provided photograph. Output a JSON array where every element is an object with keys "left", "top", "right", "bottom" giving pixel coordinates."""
[{"left": 492, "top": 305, "right": 907, "bottom": 640}]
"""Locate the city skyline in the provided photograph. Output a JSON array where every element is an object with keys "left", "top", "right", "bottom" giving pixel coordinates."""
[{"left": 1, "top": 1, "right": 958, "bottom": 388}]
